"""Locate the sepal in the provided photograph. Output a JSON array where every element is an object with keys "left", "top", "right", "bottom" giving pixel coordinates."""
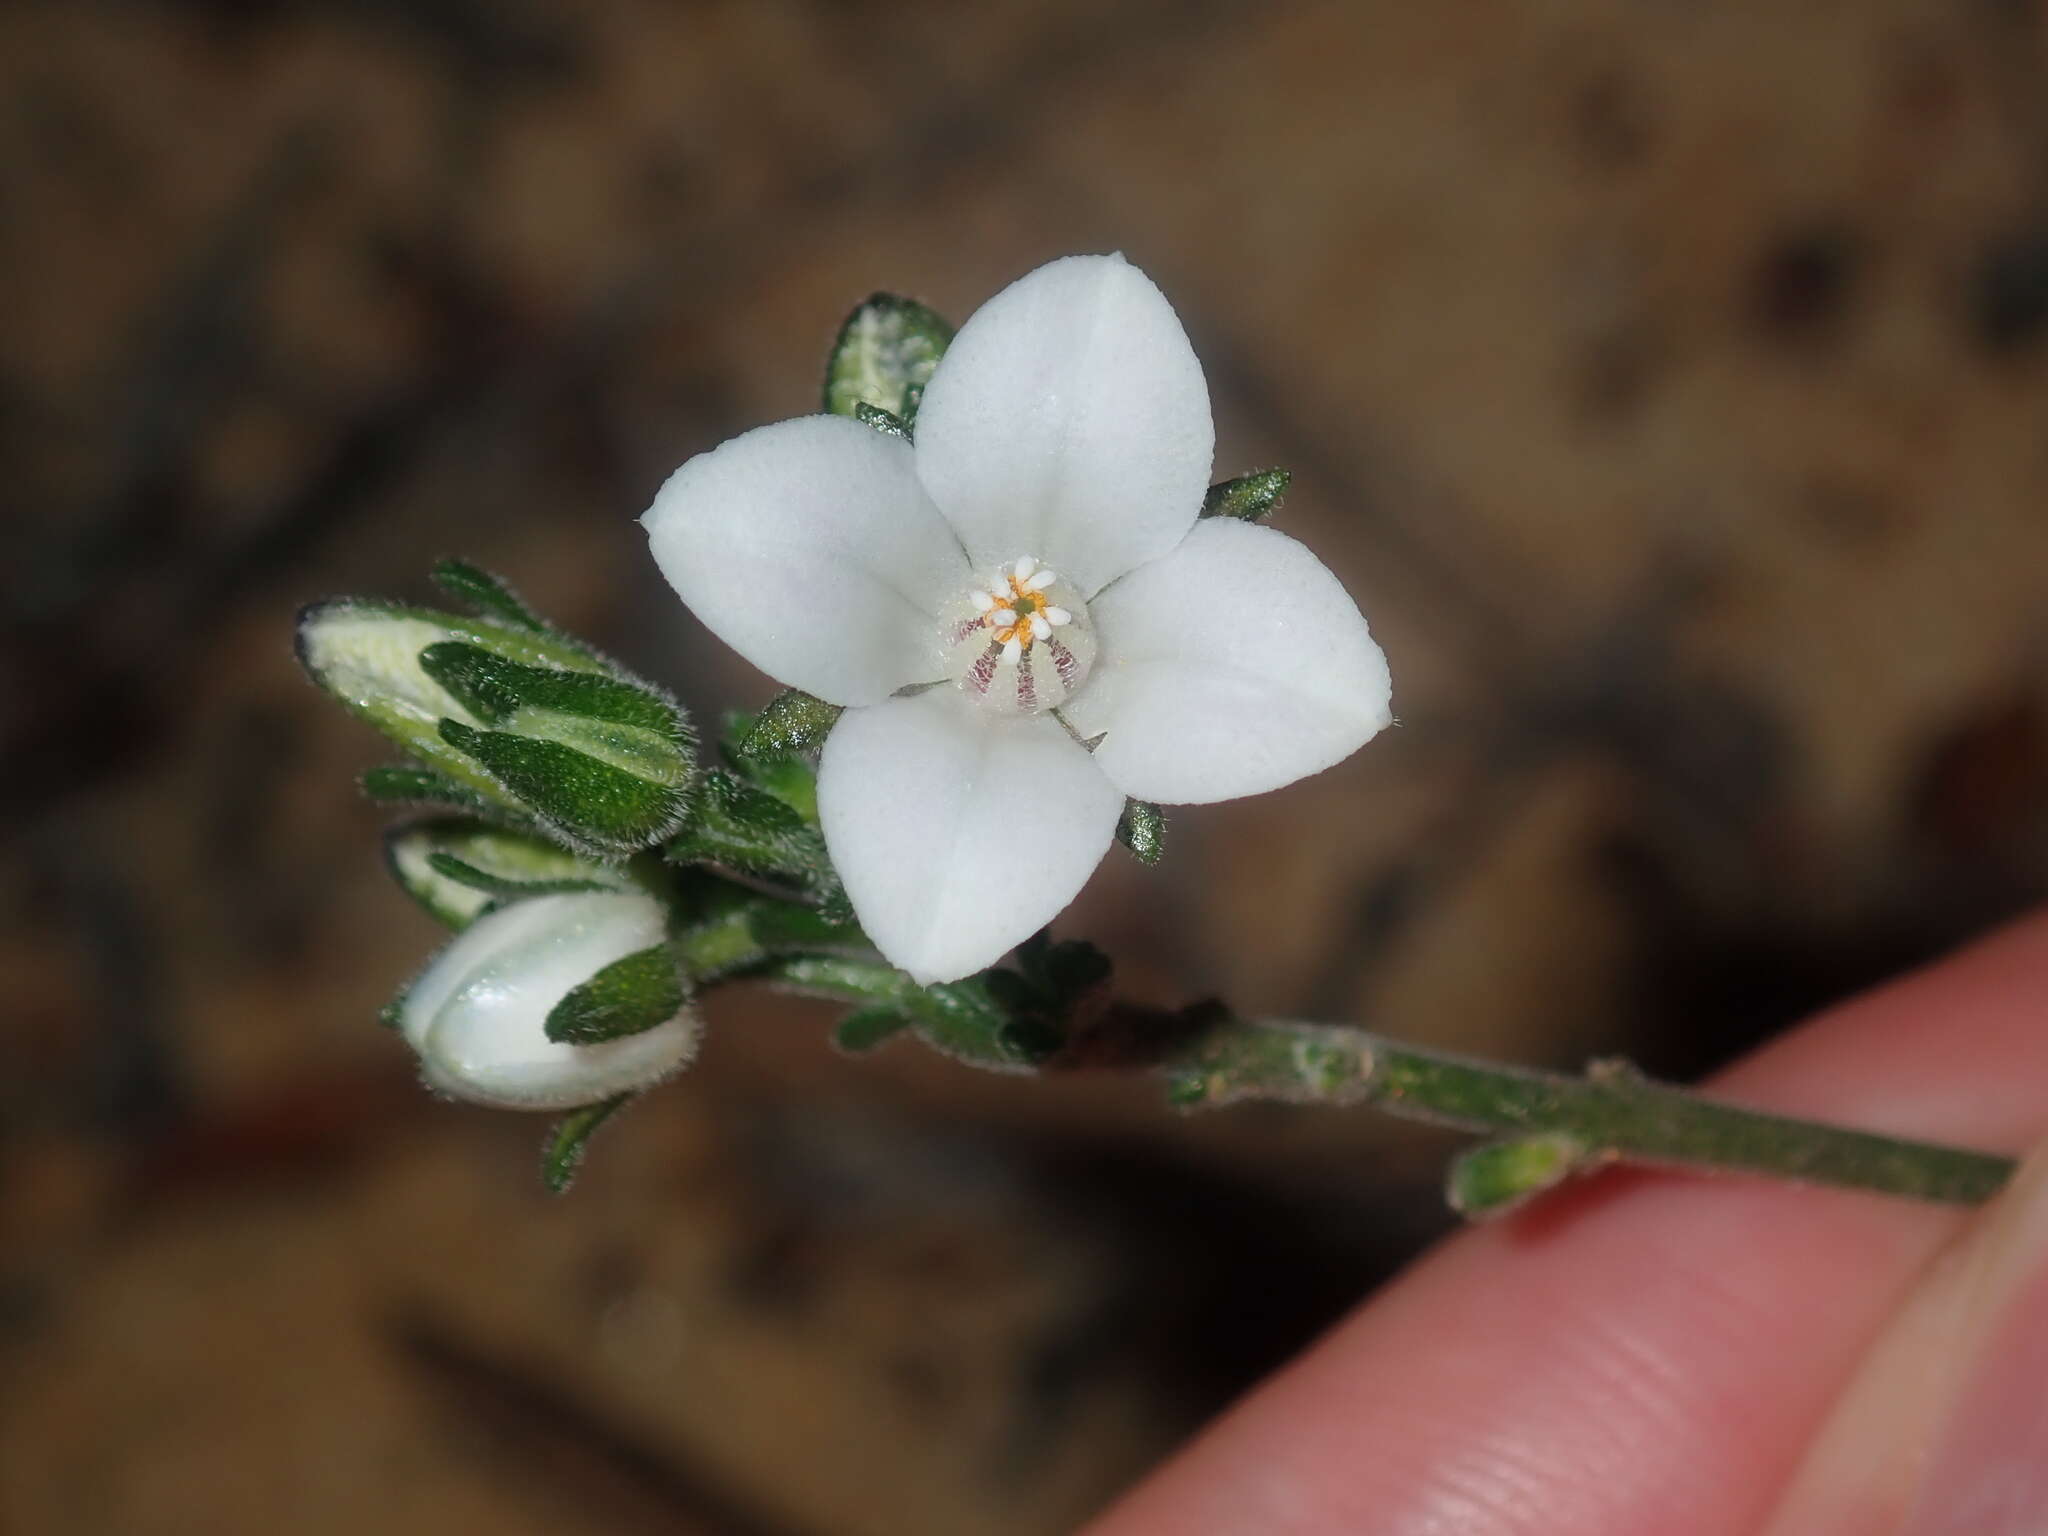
[
  {"left": 385, "top": 817, "right": 623, "bottom": 929},
  {"left": 823, "top": 292, "right": 953, "bottom": 421},
  {"left": 1115, "top": 800, "right": 1167, "bottom": 864},
  {"left": 1199, "top": 467, "right": 1290, "bottom": 523}
]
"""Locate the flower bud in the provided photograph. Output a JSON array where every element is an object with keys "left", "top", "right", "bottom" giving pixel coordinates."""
[
  {"left": 297, "top": 595, "right": 694, "bottom": 856},
  {"left": 392, "top": 890, "right": 697, "bottom": 1110}
]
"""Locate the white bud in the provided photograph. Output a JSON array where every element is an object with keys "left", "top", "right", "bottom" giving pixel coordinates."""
[{"left": 394, "top": 890, "right": 696, "bottom": 1110}]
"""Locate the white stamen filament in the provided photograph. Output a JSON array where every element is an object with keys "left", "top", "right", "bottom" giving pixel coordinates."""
[
  {"left": 1013, "top": 556, "right": 1037, "bottom": 580},
  {"left": 1025, "top": 570, "right": 1056, "bottom": 591},
  {"left": 1029, "top": 614, "right": 1051, "bottom": 641},
  {"left": 1045, "top": 607, "right": 1072, "bottom": 626},
  {"left": 1001, "top": 636, "right": 1022, "bottom": 665},
  {"left": 992, "top": 607, "right": 1017, "bottom": 626},
  {"left": 969, "top": 590, "right": 995, "bottom": 612}
]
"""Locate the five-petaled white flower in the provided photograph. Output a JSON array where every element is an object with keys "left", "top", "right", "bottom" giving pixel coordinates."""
[{"left": 643, "top": 255, "right": 1391, "bottom": 984}]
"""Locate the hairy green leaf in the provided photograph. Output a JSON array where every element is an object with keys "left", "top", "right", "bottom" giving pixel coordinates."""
[
  {"left": 542, "top": 1095, "right": 632, "bottom": 1195},
  {"left": 545, "top": 945, "right": 686, "bottom": 1045}
]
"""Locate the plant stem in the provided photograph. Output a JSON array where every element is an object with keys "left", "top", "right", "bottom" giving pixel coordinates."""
[{"left": 1163, "top": 1017, "right": 2015, "bottom": 1207}]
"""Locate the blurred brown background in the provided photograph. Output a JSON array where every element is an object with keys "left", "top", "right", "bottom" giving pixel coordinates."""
[{"left": 6, "top": 1, "right": 2048, "bottom": 1531}]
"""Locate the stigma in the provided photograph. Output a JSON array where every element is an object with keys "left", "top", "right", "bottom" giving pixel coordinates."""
[{"left": 938, "top": 556, "right": 1096, "bottom": 716}]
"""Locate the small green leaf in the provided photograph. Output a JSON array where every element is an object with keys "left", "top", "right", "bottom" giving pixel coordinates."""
[
  {"left": 440, "top": 720, "right": 690, "bottom": 856},
  {"left": 853, "top": 401, "right": 910, "bottom": 438},
  {"left": 545, "top": 945, "right": 686, "bottom": 1045},
  {"left": 824, "top": 293, "right": 953, "bottom": 419},
  {"left": 1115, "top": 800, "right": 1166, "bottom": 864},
  {"left": 1199, "top": 468, "right": 1291, "bottom": 524},
  {"left": 764, "top": 955, "right": 1057, "bottom": 1073},
  {"left": 419, "top": 644, "right": 682, "bottom": 734},
  {"left": 665, "top": 769, "right": 841, "bottom": 906},
  {"left": 430, "top": 559, "right": 553, "bottom": 634},
  {"left": 360, "top": 764, "right": 535, "bottom": 825},
  {"left": 833, "top": 1004, "right": 912, "bottom": 1053},
  {"left": 386, "top": 817, "right": 621, "bottom": 928},
  {"left": 542, "top": 1094, "right": 631, "bottom": 1195},
  {"left": 424, "top": 852, "right": 614, "bottom": 901},
  {"left": 1446, "top": 1133, "right": 1586, "bottom": 1220},
  {"left": 737, "top": 690, "right": 843, "bottom": 759}
]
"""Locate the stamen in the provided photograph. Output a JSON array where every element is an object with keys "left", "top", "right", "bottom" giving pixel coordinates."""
[
  {"left": 1046, "top": 607, "right": 1072, "bottom": 626},
  {"left": 1013, "top": 556, "right": 1038, "bottom": 580},
  {"left": 970, "top": 590, "right": 996, "bottom": 613},
  {"left": 1000, "top": 636, "right": 1022, "bottom": 666},
  {"left": 1024, "top": 569, "right": 1056, "bottom": 591},
  {"left": 1048, "top": 637, "right": 1079, "bottom": 689},
  {"left": 1029, "top": 613, "right": 1051, "bottom": 641},
  {"left": 992, "top": 607, "right": 1017, "bottom": 626},
  {"left": 969, "top": 643, "right": 999, "bottom": 693}
]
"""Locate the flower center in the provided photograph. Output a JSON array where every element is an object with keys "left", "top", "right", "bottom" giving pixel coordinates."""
[{"left": 937, "top": 556, "right": 1096, "bottom": 717}]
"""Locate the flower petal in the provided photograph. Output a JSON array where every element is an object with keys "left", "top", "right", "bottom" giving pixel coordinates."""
[
  {"left": 817, "top": 688, "right": 1123, "bottom": 984},
  {"left": 913, "top": 254, "right": 1213, "bottom": 598},
  {"left": 1061, "top": 518, "right": 1392, "bottom": 804},
  {"left": 401, "top": 890, "right": 697, "bottom": 1110},
  {"left": 642, "top": 414, "right": 971, "bottom": 705}
]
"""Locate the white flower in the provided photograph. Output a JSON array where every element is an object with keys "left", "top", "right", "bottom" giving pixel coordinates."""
[
  {"left": 395, "top": 890, "right": 698, "bottom": 1109},
  {"left": 643, "top": 255, "right": 1391, "bottom": 984}
]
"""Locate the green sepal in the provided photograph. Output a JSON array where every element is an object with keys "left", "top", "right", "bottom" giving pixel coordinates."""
[
  {"left": 542, "top": 1094, "right": 631, "bottom": 1195},
  {"left": 385, "top": 817, "right": 622, "bottom": 929},
  {"left": 359, "top": 765, "right": 538, "bottom": 828},
  {"left": 1199, "top": 468, "right": 1291, "bottom": 524},
  {"left": 545, "top": 944, "right": 687, "bottom": 1045},
  {"left": 736, "top": 690, "right": 842, "bottom": 760},
  {"left": 1446, "top": 1133, "right": 1586, "bottom": 1220},
  {"left": 438, "top": 719, "right": 691, "bottom": 858},
  {"left": 853, "top": 402, "right": 910, "bottom": 438},
  {"left": 418, "top": 643, "right": 680, "bottom": 734},
  {"left": 823, "top": 292, "right": 953, "bottom": 420},
  {"left": 430, "top": 558, "right": 552, "bottom": 635},
  {"left": 297, "top": 596, "right": 615, "bottom": 806},
  {"left": 833, "top": 1004, "right": 913, "bottom": 1054},
  {"left": 1115, "top": 800, "right": 1166, "bottom": 864},
  {"left": 665, "top": 769, "right": 842, "bottom": 910},
  {"left": 424, "top": 853, "right": 615, "bottom": 902}
]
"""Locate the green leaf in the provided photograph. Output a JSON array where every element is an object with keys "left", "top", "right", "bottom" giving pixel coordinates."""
[
  {"left": 823, "top": 293, "right": 953, "bottom": 419},
  {"left": 1115, "top": 799, "right": 1167, "bottom": 864},
  {"left": 545, "top": 945, "right": 686, "bottom": 1045},
  {"left": 736, "top": 690, "right": 843, "bottom": 759},
  {"left": 542, "top": 1094, "right": 631, "bottom": 1195},
  {"left": 665, "top": 769, "right": 841, "bottom": 906},
  {"left": 360, "top": 764, "right": 536, "bottom": 826},
  {"left": 418, "top": 643, "right": 682, "bottom": 734},
  {"left": 853, "top": 401, "right": 910, "bottom": 438},
  {"left": 439, "top": 721, "right": 691, "bottom": 856},
  {"left": 1446, "top": 1133, "right": 1586, "bottom": 1220},
  {"left": 764, "top": 955, "right": 1060, "bottom": 1073},
  {"left": 424, "top": 852, "right": 615, "bottom": 901},
  {"left": 430, "top": 559, "right": 553, "bottom": 635},
  {"left": 386, "top": 817, "right": 621, "bottom": 928},
  {"left": 297, "top": 597, "right": 613, "bottom": 804},
  {"left": 1199, "top": 468, "right": 1291, "bottom": 524},
  {"left": 833, "top": 1004, "right": 912, "bottom": 1053}
]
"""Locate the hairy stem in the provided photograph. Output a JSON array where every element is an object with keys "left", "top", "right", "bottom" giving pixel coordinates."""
[{"left": 1163, "top": 1017, "right": 2015, "bottom": 1208}]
